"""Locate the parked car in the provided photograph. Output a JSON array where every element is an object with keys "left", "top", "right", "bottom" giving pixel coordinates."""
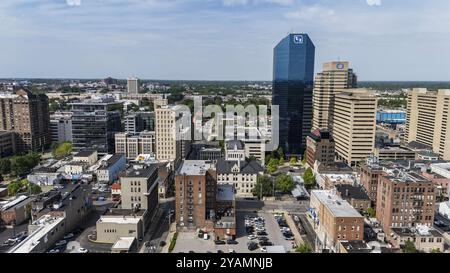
[
  {"left": 261, "top": 246, "right": 267, "bottom": 253},
  {"left": 78, "top": 248, "right": 89, "bottom": 253},
  {"left": 64, "top": 233, "right": 74, "bottom": 240},
  {"left": 248, "top": 235, "right": 257, "bottom": 240},
  {"left": 247, "top": 242, "right": 258, "bottom": 251},
  {"left": 214, "top": 240, "right": 226, "bottom": 245},
  {"left": 48, "top": 249, "right": 61, "bottom": 254},
  {"left": 55, "top": 240, "right": 67, "bottom": 247},
  {"left": 257, "top": 231, "right": 268, "bottom": 236},
  {"left": 227, "top": 239, "right": 239, "bottom": 245},
  {"left": 259, "top": 241, "right": 273, "bottom": 247},
  {"left": 159, "top": 241, "right": 167, "bottom": 247},
  {"left": 229, "top": 249, "right": 236, "bottom": 253}
]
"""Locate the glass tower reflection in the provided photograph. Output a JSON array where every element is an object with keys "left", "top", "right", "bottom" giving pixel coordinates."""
[{"left": 273, "top": 33, "right": 315, "bottom": 155}]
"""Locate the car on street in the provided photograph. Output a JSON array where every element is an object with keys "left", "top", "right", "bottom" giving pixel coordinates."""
[
  {"left": 48, "top": 249, "right": 61, "bottom": 253},
  {"left": 247, "top": 242, "right": 258, "bottom": 251},
  {"left": 435, "top": 220, "right": 446, "bottom": 227},
  {"left": 214, "top": 240, "right": 226, "bottom": 245},
  {"left": 64, "top": 233, "right": 74, "bottom": 240},
  {"left": 229, "top": 249, "right": 236, "bottom": 253},
  {"left": 259, "top": 241, "right": 273, "bottom": 247},
  {"left": 55, "top": 240, "right": 67, "bottom": 247},
  {"left": 78, "top": 248, "right": 89, "bottom": 253},
  {"left": 257, "top": 231, "right": 268, "bottom": 236},
  {"left": 248, "top": 235, "right": 257, "bottom": 240},
  {"left": 227, "top": 239, "right": 239, "bottom": 245},
  {"left": 159, "top": 241, "right": 166, "bottom": 247}
]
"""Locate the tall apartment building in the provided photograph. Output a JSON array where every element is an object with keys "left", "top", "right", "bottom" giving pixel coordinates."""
[
  {"left": 120, "top": 164, "right": 159, "bottom": 213},
  {"left": 0, "top": 131, "right": 15, "bottom": 157},
  {"left": 360, "top": 156, "right": 385, "bottom": 205},
  {"left": 334, "top": 89, "right": 377, "bottom": 166},
  {"left": 175, "top": 161, "right": 217, "bottom": 229},
  {"left": 405, "top": 89, "right": 450, "bottom": 160},
  {"left": 50, "top": 111, "right": 73, "bottom": 144},
  {"left": 115, "top": 131, "right": 156, "bottom": 159},
  {"left": 310, "top": 190, "right": 364, "bottom": 252},
  {"left": 70, "top": 98, "right": 122, "bottom": 155},
  {"left": 306, "top": 129, "right": 335, "bottom": 168},
  {"left": 127, "top": 77, "right": 139, "bottom": 94},
  {"left": 124, "top": 112, "right": 155, "bottom": 134},
  {"left": 273, "top": 33, "right": 315, "bottom": 154},
  {"left": 154, "top": 99, "right": 191, "bottom": 163},
  {"left": 0, "top": 89, "right": 51, "bottom": 154},
  {"left": 376, "top": 171, "right": 436, "bottom": 235},
  {"left": 313, "top": 62, "right": 357, "bottom": 131}
]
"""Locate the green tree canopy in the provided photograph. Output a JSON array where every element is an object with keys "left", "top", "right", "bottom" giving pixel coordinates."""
[
  {"left": 10, "top": 153, "right": 41, "bottom": 177},
  {"left": 404, "top": 241, "right": 418, "bottom": 253},
  {"left": 276, "top": 174, "right": 295, "bottom": 193},
  {"left": 0, "top": 158, "right": 11, "bottom": 175},
  {"left": 296, "top": 243, "right": 313, "bottom": 253},
  {"left": 52, "top": 142, "right": 73, "bottom": 159},
  {"left": 252, "top": 175, "right": 274, "bottom": 198},
  {"left": 303, "top": 168, "right": 316, "bottom": 188},
  {"left": 289, "top": 157, "right": 297, "bottom": 166},
  {"left": 366, "top": 207, "right": 376, "bottom": 218},
  {"left": 267, "top": 158, "right": 279, "bottom": 174}
]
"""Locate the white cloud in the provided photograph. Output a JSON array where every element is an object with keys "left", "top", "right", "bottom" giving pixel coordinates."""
[
  {"left": 222, "top": 0, "right": 294, "bottom": 7},
  {"left": 366, "top": 0, "right": 382, "bottom": 6},
  {"left": 285, "top": 5, "right": 336, "bottom": 21},
  {"left": 66, "top": 0, "right": 81, "bottom": 6}
]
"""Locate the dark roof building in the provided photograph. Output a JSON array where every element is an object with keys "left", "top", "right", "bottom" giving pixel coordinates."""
[{"left": 216, "top": 158, "right": 264, "bottom": 174}]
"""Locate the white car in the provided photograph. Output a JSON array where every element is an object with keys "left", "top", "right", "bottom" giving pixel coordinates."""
[
  {"left": 261, "top": 247, "right": 267, "bottom": 253},
  {"left": 48, "top": 249, "right": 60, "bottom": 253},
  {"left": 229, "top": 249, "right": 236, "bottom": 253},
  {"left": 78, "top": 248, "right": 89, "bottom": 253},
  {"left": 248, "top": 235, "right": 257, "bottom": 240}
]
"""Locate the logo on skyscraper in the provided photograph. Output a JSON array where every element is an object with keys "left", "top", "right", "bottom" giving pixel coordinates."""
[
  {"left": 293, "top": 35, "right": 303, "bottom": 44},
  {"left": 336, "top": 63, "right": 345, "bottom": 70}
]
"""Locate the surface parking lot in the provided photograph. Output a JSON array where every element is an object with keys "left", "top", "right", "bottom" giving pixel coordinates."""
[{"left": 172, "top": 212, "right": 295, "bottom": 253}]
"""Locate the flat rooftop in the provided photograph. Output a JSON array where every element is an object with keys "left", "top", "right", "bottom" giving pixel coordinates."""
[
  {"left": 177, "top": 160, "right": 211, "bottom": 176},
  {"left": 217, "top": 185, "right": 234, "bottom": 201},
  {"left": 8, "top": 215, "right": 65, "bottom": 253},
  {"left": 74, "top": 150, "right": 96, "bottom": 157},
  {"left": 112, "top": 237, "right": 136, "bottom": 250},
  {"left": 312, "top": 190, "right": 363, "bottom": 218}
]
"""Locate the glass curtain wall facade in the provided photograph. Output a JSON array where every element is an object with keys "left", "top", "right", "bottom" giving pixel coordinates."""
[{"left": 273, "top": 34, "right": 315, "bottom": 155}]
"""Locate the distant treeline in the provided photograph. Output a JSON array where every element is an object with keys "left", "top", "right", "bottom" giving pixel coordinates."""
[{"left": 359, "top": 81, "right": 450, "bottom": 91}]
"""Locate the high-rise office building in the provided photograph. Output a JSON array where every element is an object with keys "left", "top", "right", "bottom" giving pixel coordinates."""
[
  {"left": 127, "top": 77, "right": 139, "bottom": 94},
  {"left": 154, "top": 99, "right": 191, "bottom": 163},
  {"left": 115, "top": 131, "right": 156, "bottom": 159},
  {"left": 70, "top": 98, "right": 122, "bottom": 155},
  {"left": 50, "top": 111, "right": 73, "bottom": 144},
  {"left": 273, "top": 33, "right": 315, "bottom": 155},
  {"left": 334, "top": 89, "right": 377, "bottom": 166},
  {"left": 0, "top": 89, "right": 51, "bottom": 154},
  {"left": 406, "top": 89, "right": 450, "bottom": 160},
  {"left": 313, "top": 61, "right": 357, "bottom": 131},
  {"left": 124, "top": 112, "right": 155, "bottom": 134},
  {"left": 305, "top": 129, "right": 335, "bottom": 168}
]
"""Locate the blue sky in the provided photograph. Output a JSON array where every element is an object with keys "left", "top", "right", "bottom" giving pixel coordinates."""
[{"left": 0, "top": 0, "right": 449, "bottom": 81}]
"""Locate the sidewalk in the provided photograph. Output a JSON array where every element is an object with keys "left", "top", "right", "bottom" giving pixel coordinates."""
[{"left": 161, "top": 223, "right": 176, "bottom": 253}]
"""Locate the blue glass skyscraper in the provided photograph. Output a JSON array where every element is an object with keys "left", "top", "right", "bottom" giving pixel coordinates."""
[{"left": 273, "top": 33, "right": 315, "bottom": 155}]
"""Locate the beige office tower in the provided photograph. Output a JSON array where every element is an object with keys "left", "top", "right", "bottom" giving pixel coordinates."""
[
  {"left": 313, "top": 61, "right": 357, "bottom": 131},
  {"left": 334, "top": 88, "right": 377, "bottom": 167},
  {"left": 154, "top": 99, "right": 192, "bottom": 163},
  {"left": 127, "top": 77, "right": 139, "bottom": 94},
  {"left": 406, "top": 89, "right": 450, "bottom": 160}
]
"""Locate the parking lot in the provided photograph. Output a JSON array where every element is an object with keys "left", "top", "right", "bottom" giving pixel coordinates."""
[{"left": 172, "top": 211, "right": 296, "bottom": 253}]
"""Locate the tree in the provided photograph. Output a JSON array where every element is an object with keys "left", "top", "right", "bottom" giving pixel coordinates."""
[
  {"left": 0, "top": 158, "right": 11, "bottom": 175},
  {"left": 7, "top": 182, "right": 21, "bottom": 196},
  {"left": 301, "top": 150, "right": 307, "bottom": 165},
  {"left": 279, "top": 157, "right": 285, "bottom": 166},
  {"left": 247, "top": 156, "right": 257, "bottom": 162},
  {"left": 52, "top": 142, "right": 73, "bottom": 159},
  {"left": 303, "top": 168, "right": 316, "bottom": 188},
  {"left": 431, "top": 248, "right": 442, "bottom": 253},
  {"left": 252, "top": 176, "right": 274, "bottom": 198},
  {"left": 366, "top": 207, "right": 376, "bottom": 218},
  {"left": 276, "top": 174, "right": 295, "bottom": 193},
  {"left": 296, "top": 243, "right": 313, "bottom": 253},
  {"left": 404, "top": 240, "right": 418, "bottom": 253},
  {"left": 29, "top": 183, "right": 42, "bottom": 195},
  {"left": 289, "top": 157, "right": 297, "bottom": 166},
  {"left": 267, "top": 158, "right": 279, "bottom": 174},
  {"left": 10, "top": 153, "right": 41, "bottom": 177}
]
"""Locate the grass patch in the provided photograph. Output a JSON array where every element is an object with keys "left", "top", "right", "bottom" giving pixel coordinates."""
[{"left": 168, "top": 232, "right": 179, "bottom": 253}]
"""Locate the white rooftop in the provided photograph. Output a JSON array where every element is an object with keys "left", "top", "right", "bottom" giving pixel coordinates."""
[
  {"left": 178, "top": 160, "right": 211, "bottom": 176},
  {"left": 112, "top": 237, "right": 136, "bottom": 250},
  {"left": 312, "top": 190, "right": 362, "bottom": 218},
  {"left": 8, "top": 215, "right": 65, "bottom": 253},
  {"left": 99, "top": 216, "right": 142, "bottom": 225}
]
